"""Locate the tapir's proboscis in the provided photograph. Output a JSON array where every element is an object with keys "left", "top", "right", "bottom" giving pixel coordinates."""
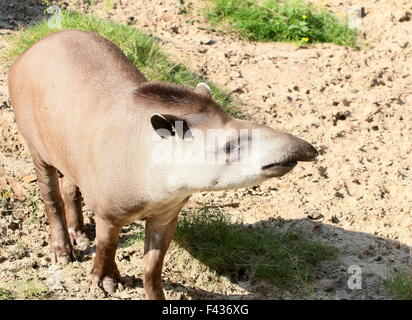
[{"left": 8, "top": 30, "right": 318, "bottom": 299}]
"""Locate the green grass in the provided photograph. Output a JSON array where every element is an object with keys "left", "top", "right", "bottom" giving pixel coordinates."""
[
  {"left": 174, "top": 207, "right": 337, "bottom": 291},
  {"left": 0, "top": 279, "right": 48, "bottom": 300},
  {"left": 0, "top": 287, "right": 13, "bottom": 300},
  {"left": 1, "top": 189, "right": 12, "bottom": 215},
  {"left": 205, "top": 0, "right": 357, "bottom": 46},
  {"left": 16, "top": 278, "right": 49, "bottom": 300},
  {"left": 120, "top": 223, "right": 145, "bottom": 248},
  {"left": 384, "top": 270, "right": 412, "bottom": 300},
  {"left": 6, "top": 10, "right": 242, "bottom": 118},
  {"left": 24, "top": 187, "right": 42, "bottom": 224}
]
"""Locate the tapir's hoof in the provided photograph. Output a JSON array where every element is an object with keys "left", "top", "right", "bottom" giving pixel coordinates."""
[
  {"left": 99, "top": 277, "right": 118, "bottom": 294},
  {"left": 90, "top": 266, "right": 120, "bottom": 294},
  {"left": 68, "top": 230, "right": 90, "bottom": 250},
  {"left": 51, "top": 245, "right": 75, "bottom": 265}
]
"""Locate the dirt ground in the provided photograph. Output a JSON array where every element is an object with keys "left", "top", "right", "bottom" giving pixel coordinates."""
[{"left": 0, "top": 0, "right": 411, "bottom": 300}]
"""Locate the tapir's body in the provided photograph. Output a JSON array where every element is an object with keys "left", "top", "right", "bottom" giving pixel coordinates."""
[
  {"left": 8, "top": 30, "right": 318, "bottom": 299},
  {"left": 10, "top": 30, "right": 190, "bottom": 223}
]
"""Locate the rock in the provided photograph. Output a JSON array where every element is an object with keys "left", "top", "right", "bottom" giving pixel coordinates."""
[
  {"left": 332, "top": 111, "right": 351, "bottom": 126},
  {"left": 335, "top": 192, "right": 344, "bottom": 199},
  {"left": 342, "top": 98, "right": 351, "bottom": 107},
  {"left": 305, "top": 209, "right": 324, "bottom": 220},
  {"left": 399, "top": 11, "right": 411, "bottom": 22},
  {"left": 331, "top": 216, "right": 340, "bottom": 224},
  {"left": 200, "top": 38, "right": 216, "bottom": 45},
  {"left": 318, "top": 166, "right": 328, "bottom": 179},
  {"left": 317, "top": 279, "right": 334, "bottom": 291},
  {"left": 171, "top": 25, "right": 179, "bottom": 34},
  {"left": 0, "top": 101, "right": 10, "bottom": 110},
  {"left": 8, "top": 220, "right": 21, "bottom": 231},
  {"left": 127, "top": 16, "right": 136, "bottom": 25}
]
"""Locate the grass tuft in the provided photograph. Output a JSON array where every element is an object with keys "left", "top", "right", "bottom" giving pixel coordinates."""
[
  {"left": 0, "top": 287, "right": 13, "bottom": 300},
  {"left": 174, "top": 207, "right": 337, "bottom": 291},
  {"left": 120, "top": 223, "right": 145, "bottom": 248},
  {"left": 1, "top": 189, "right": 12, "bottom": 215},
  {"left": 384, "top": 270, "right": 412, "bottom": 300},
  {"left": 206, "top": 0, "right": 357, "bottom": 46},
  {"left": 6, "top": 10, "right": 242, "bottom": 118},
  {"left": 15, "top": 278, "right": 49, "bottom": 300}
]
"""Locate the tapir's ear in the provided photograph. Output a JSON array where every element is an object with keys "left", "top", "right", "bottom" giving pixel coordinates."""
[
  {"left": 150, "top": 113, "right": 191, "bottom": 139},
  {"left": 195, "top": 82, "right": 212, "bottom": 98}
]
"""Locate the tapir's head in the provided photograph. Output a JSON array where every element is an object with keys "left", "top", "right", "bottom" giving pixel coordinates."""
[{"left": 140, "top": 82, "right": 318, "bottom": 194}]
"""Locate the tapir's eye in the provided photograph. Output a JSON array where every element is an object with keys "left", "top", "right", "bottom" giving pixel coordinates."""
[{"left": 224, "top": 138, "right": 240, "bottom": 154}]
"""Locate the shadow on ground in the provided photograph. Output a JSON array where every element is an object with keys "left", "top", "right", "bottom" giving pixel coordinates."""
[
  {"left": 118, "top": 215, "right": 411, "bottom": 299},
  {"left": 0, "top": 0, "right": 49, "bottom": 30}
]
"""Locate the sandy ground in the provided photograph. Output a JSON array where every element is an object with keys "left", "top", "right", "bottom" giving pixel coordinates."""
[{"left": 0, "top": 0, "right": 411, "bottom": 299}]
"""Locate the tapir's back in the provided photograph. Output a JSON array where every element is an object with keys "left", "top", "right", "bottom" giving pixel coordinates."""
[
  {"left": 8, "top": 30, "right": 149, "bottom": 202},
  {"left": 9, "top": 30, "right": 147, "bottom": 125}
]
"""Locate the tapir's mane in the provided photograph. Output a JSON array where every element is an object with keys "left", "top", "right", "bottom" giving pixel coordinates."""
[{"left": 134, "top": 82, "right": 214, "bottom": 112}]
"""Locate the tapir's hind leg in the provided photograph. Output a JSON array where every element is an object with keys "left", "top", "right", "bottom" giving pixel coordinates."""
[
  {"left": 59, "top": 176, "right": 89, "bottom": 249},
  {"left": 32, "top": 155, "right": 74, "bottom": 264},
  {"left": 143, "top": 216, "right": 178, "bottom": 300}
]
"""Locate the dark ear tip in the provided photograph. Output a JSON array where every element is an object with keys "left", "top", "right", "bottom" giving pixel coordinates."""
[{"left": 150, "top": 113, "right": 163, "bottom": 124}]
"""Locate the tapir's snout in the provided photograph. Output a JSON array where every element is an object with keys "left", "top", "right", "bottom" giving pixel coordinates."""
[
  {"left": 288, "top": 137, "right": 319, "bottom": 162},
  {"left": 261, "top": 130, "right": 319, "bottom": 178}
]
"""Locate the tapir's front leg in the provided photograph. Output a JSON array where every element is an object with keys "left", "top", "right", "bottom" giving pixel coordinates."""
[
  {"left": 90, "top": 216, "right": 121, "bottom": 294},
  {"left": 143, "top": 216, "right": 178, "bottom": 300}
]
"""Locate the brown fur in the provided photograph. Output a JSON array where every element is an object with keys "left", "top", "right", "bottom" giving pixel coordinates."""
[{"left": 8, "top": 30, "right": 317, "bottom": 299}]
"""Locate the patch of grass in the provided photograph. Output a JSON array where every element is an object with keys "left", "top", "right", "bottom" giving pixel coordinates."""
[
  {"left": 16, "top": 278, "right": 49, "bottom": 300},
  {"left": 7, "top": 241, "right": 27, "bottom": 260},
  {"left": 174, "top": 207, "right": 337, "bottom": 291},
  {"left": 24, "top": 187, "right": 42, "bottom": 223},
  {"left": 120, "top": 223, "right": 145, "bottom": 248},
  {"left": 384, "top": 270, "right": 412, "bottom": 300},
  {"left": 0, "top": 287, "right": 13, "bottom": 300},
  {"left": 206, "top": 0, "right": 357, "bottom": 46},
  {"left": 103, "top": 0, "right": 114, "bottom": 15},
  {"left": 7, "top": 10, "right": 242, "bottom": 118},
  {"left": 1, "top": 189, "right": 12, "bottom": 214}
]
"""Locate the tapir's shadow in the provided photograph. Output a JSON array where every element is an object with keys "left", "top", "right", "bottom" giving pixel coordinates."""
[
  {"left": 117, "top": 270, "right": 266, "bottom": 300},
  {"left": 116, "top": 216, "right": 412, "bottom": 300},
  {"left": 0, "top": 0, "right": 50, "bottom": 30}
]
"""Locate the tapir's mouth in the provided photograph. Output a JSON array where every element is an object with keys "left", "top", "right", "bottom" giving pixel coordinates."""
[
  {"left": 262, "top": 161, "right": 297, "bottom": 170},
  {"left": 261, "top": 161, "right": 298, "bottom": 178}
]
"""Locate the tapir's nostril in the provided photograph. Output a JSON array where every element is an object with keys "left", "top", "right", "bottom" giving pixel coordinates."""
[
  {"left": 308, "top": 145, "right": 319, "bottom": 160},
  {"left": 303, "top": 144, "right": 319, "bottom": 161}
]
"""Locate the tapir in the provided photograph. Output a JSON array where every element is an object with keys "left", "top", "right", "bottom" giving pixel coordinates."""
[{"left": 8, "top": 30, "right": 318, "bottom": 299}]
